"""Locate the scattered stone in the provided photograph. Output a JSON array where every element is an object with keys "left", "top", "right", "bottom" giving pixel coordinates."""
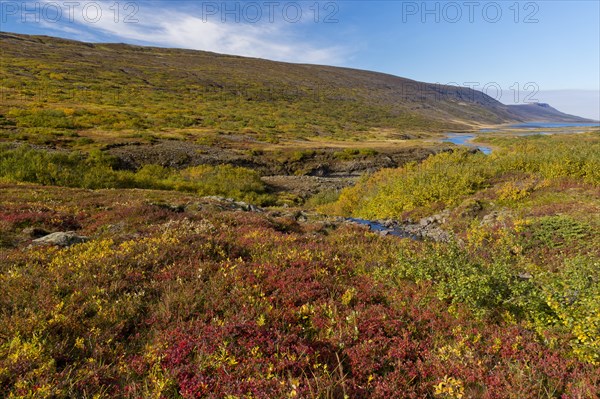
[
  {"left": 307, "top": 165, "right": 330, "bottom": 177},
  {"left": 150, "top": 202, "right": 185, "bottom": 213},
  {"left": 419, "top": 217, "right": 433, "bottom": 227},
  {"left": 403, "top": 224, "right": 445, "bottom": 242},
  {"left": 294, "top": 211, "right": 309, "bottom": 222},
  {"left": 518, "top": 272, "right": 533, "bottom": 280},
  {"left": 106, "top": 139, "right": 440, "bottom": 179},
  {"left": 236, "top": 202, "right": 263, "bottom": 213},
  {"left": 30, "top": 231, "right": 88, "bottom": 247},
  {"left": 482, "top": 212, "right": 499, "bottom": 225},
  {"left": 199, "top": 196, "right": 264, "bottom": 213},
  {"left": 380, "top": 219, "right": 395, "bottom": 228},
  {"left": 481, "top": 210, "right": 512, "bottom": 226},
  {"left": 346, "top": 216, "right": 451, "bottom": 242},
  {"left": 458, "top": 199, "right": 483, "bottom": 218},
  {"left": 423, "top": 227, "right": 451, "bottom": 242},
  {"left": 262, "top": 175, "right": 356, "bottom": 198},
  {"left": 104, "top": 222, "right": 125, "bottom": 234},
  {"left": 418, "top": 210, "right": 450, "bottom": 227}
]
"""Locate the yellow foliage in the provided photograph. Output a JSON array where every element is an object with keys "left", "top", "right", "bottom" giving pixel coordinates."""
[
  {"left": 341, "top": 287, "right": 356, "bottom": 306},
  {"left": 546, "top": 291, "right": 600, "bottom": 364},
  {"left": 2, "top": 335, "right": 57, "bottom": 398},
  {"left": 434, "top": 376, "right": 465, "bottom": 398},
  {"left": 497, "top": 180, "right": 533, "bottom": 201},
  {"left": 328, "top": 135, "right": 600, "bottom": 220}
]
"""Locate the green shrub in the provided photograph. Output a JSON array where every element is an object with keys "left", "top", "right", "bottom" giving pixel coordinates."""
[
  {"left": 12, "top": 109, "right": 74, "bottom": 129},
  {"left": 333, "top": 148, "right": 360, "bottom": 160},
  {"left": 305, "top": 190, "right": 341, "bottom": 208},
  {"left": 176, "top": 164, "right": 271, "bottom": 203},
  {"left": 0, "top": 145, "right": 273, "bottom": 204},
  {"left": 372, "top": 240, "right": 599, "bottom": 363},
  {"left": 524, "top": 215, "right": 589, "bottom": 250},
  {"left": 375, "top": 243, "right": 545, "bottom": 319},
  {"left": 329, "top": 149, "right": 490, "bottom": 218},
  {"left": 538, "top": 256, "right": 600, "bottom": 364}
]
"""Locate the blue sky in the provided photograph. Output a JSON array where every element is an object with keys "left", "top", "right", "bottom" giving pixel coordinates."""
[{"left": 1, "top": 1, "right": 599, "bottom": 119}]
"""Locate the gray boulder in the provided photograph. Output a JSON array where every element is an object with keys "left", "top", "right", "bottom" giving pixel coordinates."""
[{"left": 31, "top": 231, "right": 88, "bottom": 247}]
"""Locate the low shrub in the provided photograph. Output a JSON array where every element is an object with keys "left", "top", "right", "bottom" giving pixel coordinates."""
[
  {"left": 304, "top": 189, "right": 341, "bottom": 208},
  {"left": 328, "top": 134, "right": 600, "bottom": 219},
  {"left": 333, "top": 148, "right": 378, "bottom": 160},
  {"left": 0, "top": 145, "right": 274, "bottom": 204}
]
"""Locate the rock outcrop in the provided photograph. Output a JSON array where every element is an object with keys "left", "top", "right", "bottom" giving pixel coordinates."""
[{"left": 30, "top": 231, "right": 88, "bottom": 247}]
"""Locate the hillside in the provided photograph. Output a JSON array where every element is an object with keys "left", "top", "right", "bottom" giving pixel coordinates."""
[{"left": 0, "top": 32, "right": 590, "bottom": 146}]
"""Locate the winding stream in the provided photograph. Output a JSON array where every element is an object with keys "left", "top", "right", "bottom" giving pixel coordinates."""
[{"left": 346, "top": 218, "right": 419, "bottom": 239}]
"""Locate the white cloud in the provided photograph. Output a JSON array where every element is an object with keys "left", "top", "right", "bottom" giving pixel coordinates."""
[
  {"left": 37, "top": 1, "right": 350, "bottom": 65},
  {"left": 39, "top": 19, "right": 96, "bottom": 41}
]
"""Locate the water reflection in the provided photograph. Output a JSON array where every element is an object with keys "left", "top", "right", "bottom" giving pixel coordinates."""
[{"left": 443, "top": 134, "right": 492, "bottom": 154}]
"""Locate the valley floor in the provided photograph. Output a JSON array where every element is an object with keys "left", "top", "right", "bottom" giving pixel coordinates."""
[{"left": 1, "top": 131, "right": 599, "bottom": 399}]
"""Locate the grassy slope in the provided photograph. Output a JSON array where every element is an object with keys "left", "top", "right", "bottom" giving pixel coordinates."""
[{"left": 0, "top": 32, "right": 523, "bottom": 148}]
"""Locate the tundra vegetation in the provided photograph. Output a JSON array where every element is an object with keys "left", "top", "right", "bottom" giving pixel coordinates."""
[
  {"left": 0, "top": 33, "right": 599, "bottom": 399},
  {"left": 0, "top": 133, "right": 599, "bottom": 398}
]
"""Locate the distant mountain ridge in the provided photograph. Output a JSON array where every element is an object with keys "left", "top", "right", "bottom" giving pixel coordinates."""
[
  {"left": 0, "top": 32, "right": 594, "bottom": 139},
  {"left": 506, "top": 103, "right": 594, "bottom": 123}
]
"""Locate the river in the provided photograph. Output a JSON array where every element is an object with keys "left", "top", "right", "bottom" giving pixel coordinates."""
[
  {"left": 443, "top": 122, "right": 599, "bottom": 155},
  {"left": 443, "top": 134, "right": 492, "bottom": 154}
]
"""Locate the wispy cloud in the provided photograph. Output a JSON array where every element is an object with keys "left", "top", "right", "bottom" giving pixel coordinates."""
[{"left": 36, "top": 1, "right": 350, "bottom": 65}]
